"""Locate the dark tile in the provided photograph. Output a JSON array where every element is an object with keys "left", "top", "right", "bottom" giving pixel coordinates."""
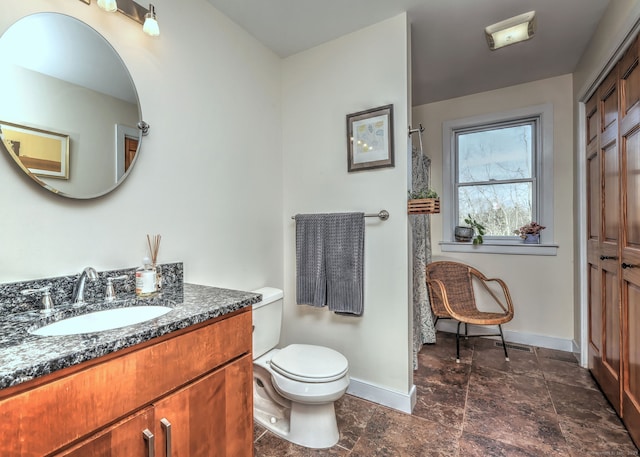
[
  {"left": 459, "top": 431, "right": 569, "bottom": 456},
  {"left": 420, "top": 331, "right": 474, "bottom": 363},
  {"left": 335, "top": 394, "right": 377, "bottom": 450},
  {"left": 254, "top": 431, "right": 349, "bottom": 457},
  {"left": 547, "top": 380, "right": 623, "bottom": 428},
  {"left": 412, "top": 384, "right": 466, "bottom": 430},
  {"left": 464, "top": 393, "right": 570, "bottom": 455},
  {"left": 415, "top": 351, "right": 471, "bottom": 387},
  {"left": 473, "top": 342, "right": 544, "bottom": 379},
  {"left": 536, "top": 347, "right": 580, "bottom": 364},
  {"left": 468, "top": 365, "right": 555, "bottom": 412},
  {"left": 539, "top": 357, "right": 599, "bottom": 390},
  {"left": 558, "top": 417, "right": 639, "bottom": 457},
  {"left": 350, "top": 406, "right": 459, "bottom": 457}
]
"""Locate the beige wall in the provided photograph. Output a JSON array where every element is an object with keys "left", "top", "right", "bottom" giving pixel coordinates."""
[
  {"left": 413, "top": 74, "right": 575, "bottom": 348},
  {"left": 0, "top": 0, "right": 284, "bottom": 292},
  {"left": 281, "top": 14, "right": 413, "bottom": 400}
]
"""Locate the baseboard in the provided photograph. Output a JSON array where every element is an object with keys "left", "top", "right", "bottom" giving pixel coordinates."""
[
  {"left": 346, "top": 377, "right": 416, "bottom": 414},
  {"left": 435, "top": 320, "right": 574, "bottom": 352},
  {"left": 573, "top": 339, "right": 588, "bottom": 368}
]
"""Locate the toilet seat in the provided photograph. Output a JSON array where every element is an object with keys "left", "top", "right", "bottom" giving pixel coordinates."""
[{"left": 270, "top": 344, "right": 348, "bottom": 383}]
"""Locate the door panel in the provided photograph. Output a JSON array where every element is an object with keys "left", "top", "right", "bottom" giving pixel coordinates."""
[
  {"left": 621, "top": 70, "right": 640, "bottom": 446},
  {"left": 56, "top": 408, "right": 154, "bottom": 457},
  {"left": 603, "top": 142, "right": 620, "bottom": 244},
  {"left": 589, "top": 264, "right": 602, "bottom": 359}
]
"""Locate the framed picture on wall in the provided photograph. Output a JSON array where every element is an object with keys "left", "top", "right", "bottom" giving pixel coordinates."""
[
  {"left": 346, "top": 104, "right": 394, "bottom": 172},
  {"left": 0, "top": 121, "right": 69, "bottom": 179}
]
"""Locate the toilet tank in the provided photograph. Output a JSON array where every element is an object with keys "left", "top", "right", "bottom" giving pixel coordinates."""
[{"left": 251, "top": 287, "right": 284, "bottom": 358}]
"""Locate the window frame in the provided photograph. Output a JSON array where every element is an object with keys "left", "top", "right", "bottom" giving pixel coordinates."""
[{"left": 441, "top": 104, "right": 557, "bottom": 255}]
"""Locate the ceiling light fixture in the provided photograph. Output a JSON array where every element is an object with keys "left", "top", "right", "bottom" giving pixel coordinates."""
[
  {"left": 81, "top": 0, "right": 160, "bottom": 37},
  {"left": 485, "top": 11, "right": 536, "bottom": 50}
]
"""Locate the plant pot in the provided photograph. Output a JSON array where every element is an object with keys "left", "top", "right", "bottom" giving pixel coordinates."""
[
  {"left": 523, "top": 234, "right": 540, "bottom": 244},
  {"left": 454, "top": 226, "right": 474, "bottom": 242},
  {"left": 407, "top": 198, "right": 440, "bottom": 215}
]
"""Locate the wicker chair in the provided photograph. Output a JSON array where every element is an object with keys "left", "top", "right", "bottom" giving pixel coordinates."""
[{"left": 425, "top": 261, "right": 515, "bottom": 363}]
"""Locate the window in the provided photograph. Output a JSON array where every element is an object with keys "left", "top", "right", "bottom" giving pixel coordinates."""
[{"left": 441, "top": 104, "right": 557, "bottom": 255}]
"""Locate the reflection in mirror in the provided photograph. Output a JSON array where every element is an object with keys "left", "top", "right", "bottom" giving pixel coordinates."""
[{"left": 0, "top": 13, "right": 145, "bottom": 199}]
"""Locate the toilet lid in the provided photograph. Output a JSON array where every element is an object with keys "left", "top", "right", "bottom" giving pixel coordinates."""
[{"left": 270, "top": 344, "right": 349, "bottom": 383}]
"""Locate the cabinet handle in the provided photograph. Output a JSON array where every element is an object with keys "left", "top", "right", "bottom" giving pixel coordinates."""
[
  {"left": 142, "top": 429, "right": 155, "bottom": 457},
  {"left": 600, "top": 255, "right": 618, "bottom": 260},
  {"left": 161, "top": 418, "right": 172, "bottom": 457},
  {"left": 622, "top": 263, "right": 638, "bottom": 269}
]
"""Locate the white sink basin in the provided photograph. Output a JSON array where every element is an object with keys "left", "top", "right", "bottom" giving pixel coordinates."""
[{"left": 30, "top": 306, "right": 172, "bottom": 336}]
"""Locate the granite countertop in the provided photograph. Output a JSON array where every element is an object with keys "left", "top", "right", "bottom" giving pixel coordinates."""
[{"left": 0, "top": 283, "right": 260, "bottom": 390}]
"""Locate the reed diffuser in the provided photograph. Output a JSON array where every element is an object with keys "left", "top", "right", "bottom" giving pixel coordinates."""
[{"left": 147, "top": 234, "right": 162, "bottom": 291}]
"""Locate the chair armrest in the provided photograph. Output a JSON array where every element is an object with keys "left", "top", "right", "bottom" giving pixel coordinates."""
[{"left": 475, "top": 274, "right": 515, "bottom": 315}]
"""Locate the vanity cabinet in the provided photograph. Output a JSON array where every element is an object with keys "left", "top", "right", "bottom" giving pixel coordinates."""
[{"left": 0, "top": 308, "right": 253, "bottom": 457}]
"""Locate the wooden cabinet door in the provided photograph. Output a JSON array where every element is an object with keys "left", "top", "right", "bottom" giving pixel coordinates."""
[
  {"left": 56, "top": 407, "right": 154, "bottom": 457},
  {"left": 153, "top": 354, "right": 253, "bottom": 457},
  {"left": 619, "top": 35, "right": 640, "bottom": 446}
]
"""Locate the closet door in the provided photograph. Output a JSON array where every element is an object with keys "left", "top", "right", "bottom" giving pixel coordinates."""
[
  {"left": 619, "top": 35, "right": 640, "bottom": 445},
  {"left": 586, "top": 92, "right": 604, "bottom": 379},
  {"left": 597, "top": 66, "right": 623, "bottom": 413}
]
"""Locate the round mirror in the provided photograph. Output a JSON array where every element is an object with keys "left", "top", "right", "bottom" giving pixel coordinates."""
[{"left": 0, "top": 13, "right": 145, "bottom": 199}]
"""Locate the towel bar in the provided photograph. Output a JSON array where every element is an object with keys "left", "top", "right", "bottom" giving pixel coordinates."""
[{"left": 291, "top": 210, "right": 389, "bottom": 221}]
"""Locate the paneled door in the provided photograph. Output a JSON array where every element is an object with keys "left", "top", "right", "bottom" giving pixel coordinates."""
[
  {"left": 619, "top": 35, "right": 640, "bottom": 446},
  {"left": 587, "top": 33, "right": 640, "bottom": 447},
  {"left": 590, "top": 66, "right": 623, "bottom": 414}
]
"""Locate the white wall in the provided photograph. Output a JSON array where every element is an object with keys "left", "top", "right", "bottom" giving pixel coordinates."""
[
  {"left": 413, "top": 74, "right": 575, "bottom": 349},
  {"left": 0, "top": 0, "right": 284, "bottom": 292},
  {"left": 281, "top": 14, "right": 413, "bottom": 402}
]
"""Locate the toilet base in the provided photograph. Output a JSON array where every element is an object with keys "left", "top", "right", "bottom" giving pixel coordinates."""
[
  {"left": 254, "top": 368, "right": 341, "bottom": 449},
  {"left": 256, "top": 400, "right": 340, "bottom": 449},
  {"left": 288, "top": 401, "right": 339, "bottom": 449}
]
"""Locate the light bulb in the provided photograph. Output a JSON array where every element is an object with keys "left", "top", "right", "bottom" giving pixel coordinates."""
[
  {"left": 97, "top": 0, "right": 118, "bottom": 13},
  {"left": 143, "top": 4, "right": 160, "bottom": 37}
]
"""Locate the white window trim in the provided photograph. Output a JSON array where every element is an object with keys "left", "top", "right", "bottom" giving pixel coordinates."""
[{"left": 440, "top": 103, "right": 558, "bottom": 256}]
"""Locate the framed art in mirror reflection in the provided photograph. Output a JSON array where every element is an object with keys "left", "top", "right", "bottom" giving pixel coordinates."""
[{"left": 0, "top": 121, "right": 69, "bottom": 179}]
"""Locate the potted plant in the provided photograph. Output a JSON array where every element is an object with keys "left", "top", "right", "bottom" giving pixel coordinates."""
[
  {"left": 407, "top": 188, "right": 440, "bottom": 214},
  {"left": 455, "top": 214, "right": 486, "bottom": 244},
  {"left": 514, "top": 221, "right": 546, "bottom": 244}
]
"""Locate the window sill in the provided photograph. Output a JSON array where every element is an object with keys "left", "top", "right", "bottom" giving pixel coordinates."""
[{"left": 439, "top": 241, "right": 558, "bottom": 256}]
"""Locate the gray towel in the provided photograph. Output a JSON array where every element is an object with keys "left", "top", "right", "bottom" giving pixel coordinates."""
[
  {"left": 295, "top": 213, "right": 327, "bottom": 307},
  {"left": 295, "top": 212, "right": 365, "bottom": 315}
]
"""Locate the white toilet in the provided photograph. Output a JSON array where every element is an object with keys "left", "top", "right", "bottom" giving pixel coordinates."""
[{"left": 251, "top": 287, "right": 350, "bottom": 449}]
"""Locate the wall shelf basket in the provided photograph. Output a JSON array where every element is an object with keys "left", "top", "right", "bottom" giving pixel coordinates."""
[{"left": 407, "top": 198, "right": 440, "bottom": 215}]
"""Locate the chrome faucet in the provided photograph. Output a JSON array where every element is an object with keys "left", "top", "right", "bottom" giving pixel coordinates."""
[{"left": 72, "top": 267, "right": 98, "bottom": 305}]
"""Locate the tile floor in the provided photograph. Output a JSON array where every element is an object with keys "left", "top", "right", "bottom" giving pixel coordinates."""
[{"left": 253, "top": 332, "right": 639, "bottom": 456}]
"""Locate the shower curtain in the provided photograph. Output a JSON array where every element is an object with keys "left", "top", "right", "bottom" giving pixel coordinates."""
[{"left": 411, "top": 141, "right": 436, "bottom": 370}]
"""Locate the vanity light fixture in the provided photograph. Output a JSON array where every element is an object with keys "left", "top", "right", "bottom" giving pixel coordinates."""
[
  {"left": 81, "top": 0, "right": 160, "bottom": 37},
  {"left": 142, "top": 4, "right": 160, "bottom": 37},
  {"left": 97, "top": 0, "right": 118, "bottom": 13},
  {"left": 485, "top": 11, "right": 536, "bottom": 50}
]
